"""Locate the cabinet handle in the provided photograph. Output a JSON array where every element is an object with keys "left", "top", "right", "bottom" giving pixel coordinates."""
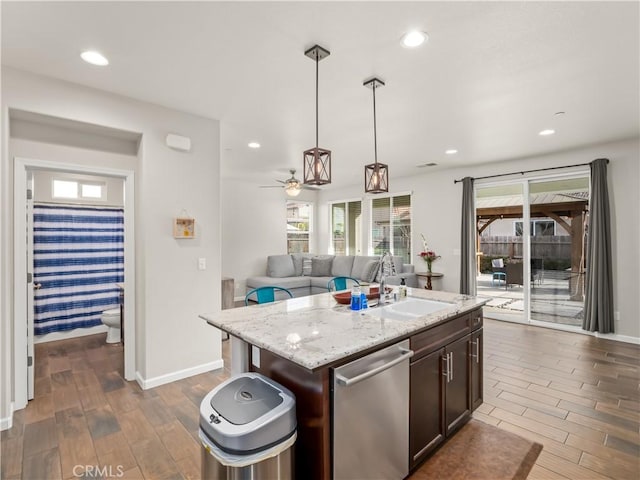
[
  {"left": 442, "top": 354, "right": 449, "bottom": 382},
  {"left": 475, "top": 340, "right": 480, "bottom": 364},
  {"left": 450, "top": 352, "right": 454, "bottom": 381},
  {"left": 471, "top": 340, "right": 478, "bottom": 363}
]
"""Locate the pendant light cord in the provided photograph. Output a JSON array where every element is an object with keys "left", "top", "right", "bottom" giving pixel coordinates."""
[{"left": 373, "top": 83, "right": 378, "bottom": 164}]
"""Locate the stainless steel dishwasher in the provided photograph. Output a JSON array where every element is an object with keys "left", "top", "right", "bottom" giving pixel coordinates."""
[{"left": 332, "top": 339, "right": 414, "bottom": 479}]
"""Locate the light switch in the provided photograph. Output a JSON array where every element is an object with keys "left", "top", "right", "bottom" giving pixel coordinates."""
[{"left": 198, "top": 258, "right": 206, "bottom": 270}]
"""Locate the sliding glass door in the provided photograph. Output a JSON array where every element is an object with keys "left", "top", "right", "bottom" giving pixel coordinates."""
[
  {"left": 475, "top": 174, "right": 589, "bottom": 328},
  {"left": 528, "top": 178, "right": 589, "bottom": 326}
]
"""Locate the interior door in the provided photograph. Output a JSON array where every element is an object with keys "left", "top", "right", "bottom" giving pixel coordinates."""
[{"left": 26, "top": 171, "right": 35, "bottom": 400}]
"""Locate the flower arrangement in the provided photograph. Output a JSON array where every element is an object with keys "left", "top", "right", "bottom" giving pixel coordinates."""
[{"left": 418, "top": 234, "right": 441, "bottom": 273}]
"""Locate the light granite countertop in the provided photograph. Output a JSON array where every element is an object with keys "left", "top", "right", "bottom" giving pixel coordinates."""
[{"left": 200, "top": 288, "right": 488, "bottom": 371}]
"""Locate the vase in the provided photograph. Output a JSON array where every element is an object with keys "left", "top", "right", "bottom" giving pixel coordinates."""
[{"left": 426, "top": 261, "right": 432, "bottom": 274}]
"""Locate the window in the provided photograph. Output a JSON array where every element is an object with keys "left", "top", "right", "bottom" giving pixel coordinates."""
[
  {"left": 515, "top": 220, "right": 556, "bottom": 236},
  {"left": 371, "top": 194, "right": 411, "bottom": 263},
  {"left": 287, "top": 201, "right": 312, "bottom": 253},
  {"left": 52, "top": 180, "right": 78, "bottom": 199},
  {"left": 330, "top": 200, "right": 362, "bottom": 255},
  {"left": 52, "top": 179, "right": 106, "bottom": 201}
]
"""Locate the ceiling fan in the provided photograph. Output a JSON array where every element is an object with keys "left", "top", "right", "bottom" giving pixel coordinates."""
[{"left": 260, "top": 169, "right": 319, "bottom": 197}]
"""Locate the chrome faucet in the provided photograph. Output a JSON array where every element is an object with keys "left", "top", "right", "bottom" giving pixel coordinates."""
[{"left": 378, "top": 251, "right": 396, "bottom": 302}]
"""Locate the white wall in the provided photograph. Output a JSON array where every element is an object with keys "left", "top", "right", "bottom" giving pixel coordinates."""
[{"left": 1, "top": 67, "right": 222, "bottom": 424}]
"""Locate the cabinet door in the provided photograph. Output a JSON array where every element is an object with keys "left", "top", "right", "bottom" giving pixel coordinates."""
[
  {"left": 444, "top": 335, "right": 471, "bottom": 435},
  {"left": 410, "top": 348, "right": 445, "bottom": 468},
  {"left": 470, "top": 328, "right": 483, "bottom": 411}
]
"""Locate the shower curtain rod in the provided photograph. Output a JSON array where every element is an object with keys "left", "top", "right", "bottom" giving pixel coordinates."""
[{"left": 452, "top": 160, "right": 605, "bottom": 184}]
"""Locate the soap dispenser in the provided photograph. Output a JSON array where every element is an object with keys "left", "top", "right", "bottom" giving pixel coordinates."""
[{"left": 399, "top": 278, "right": 407, "bottom": 298}]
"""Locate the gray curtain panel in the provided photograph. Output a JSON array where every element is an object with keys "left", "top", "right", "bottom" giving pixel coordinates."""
[
  {"left": 583, "top": 158, "right": 614, "bottom": 333},
  {"left": 460, "top": 177, "right": 477, "bottom": 295}
]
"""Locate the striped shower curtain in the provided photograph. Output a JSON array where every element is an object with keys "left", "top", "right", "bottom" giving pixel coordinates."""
[{"left": 33, "top": 204, "right": 124, "bottom": 335}]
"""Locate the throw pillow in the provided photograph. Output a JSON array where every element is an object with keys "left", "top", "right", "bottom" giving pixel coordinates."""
[
  {"left": 291, "top": 253, "right": 309, "bottom": 276},
  {"left": 267, "top": 254, "right": 295, "bottom": 278},
  {"left": 311, "top": 257, "right": 333, "bottom": 277},
  {"left": 302, "top": 258, "right": 313, "bottom": 276},
  {"left": 362, "top": 259, "right": 380, "bottom": 283}
]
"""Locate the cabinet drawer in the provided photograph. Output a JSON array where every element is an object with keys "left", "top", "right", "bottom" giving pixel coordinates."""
[
  {"left": 411, "top": 314, "right": 469, "bottom": 361},
  {"left": 469, "top": 308, "right": 483, "bottom": 331}
]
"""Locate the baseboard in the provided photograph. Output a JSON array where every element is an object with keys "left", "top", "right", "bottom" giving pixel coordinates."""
[
  {"left": 233, "top": 295, "right": 244, "bottom": 302},
  {"left": 135, "top": 359, "right": 225, "bottom": 390},
  {"left": 0, "top": 402, "right": 14, "bottom": 431},
  {"left": 594, "top": 332, "right": 640, "bottom": 345},
  {"left": 34, "top": 325, "right": 108, "bottom": 344}
]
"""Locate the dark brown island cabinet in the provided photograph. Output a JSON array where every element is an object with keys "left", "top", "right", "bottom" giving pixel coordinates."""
[
  {"left": 249, "top": 307, "right": 484, "bottom": 479},
  {"left": 409, "top": 308, "right": 483, "bottom": 469}
]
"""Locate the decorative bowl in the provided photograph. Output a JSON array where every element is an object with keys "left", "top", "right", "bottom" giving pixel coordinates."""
[{"left": 333, "top": 292, "right": 379, "bottom": 305}]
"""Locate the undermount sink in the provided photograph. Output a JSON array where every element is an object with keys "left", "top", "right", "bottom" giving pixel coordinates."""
[{"left": 367, "top": 297, "right": 452, "bottom": 321}]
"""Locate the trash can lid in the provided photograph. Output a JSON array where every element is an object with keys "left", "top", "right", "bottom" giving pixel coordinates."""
[{"left": 211, "top": 376, "right": 283, "bottom": 425}]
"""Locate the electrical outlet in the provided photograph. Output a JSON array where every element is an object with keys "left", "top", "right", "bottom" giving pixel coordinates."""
[
  {"left": 198, "top": 258, "right": 206, "bottom": 270},
  {"left": 614, "top": 311, "right": 620, "bottom": 322}
]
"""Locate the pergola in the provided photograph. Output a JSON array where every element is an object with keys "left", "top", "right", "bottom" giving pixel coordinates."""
[{"left": 476, "top": 194, "right": 589, "bottom": 300}]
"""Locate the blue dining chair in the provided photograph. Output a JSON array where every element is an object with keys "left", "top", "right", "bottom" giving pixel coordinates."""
[
  {"left": 245, "top": 286, "right": 293, "bottom": 305},
  {"left": 327, "top": 276, "right": 360, "bottom": 292}
]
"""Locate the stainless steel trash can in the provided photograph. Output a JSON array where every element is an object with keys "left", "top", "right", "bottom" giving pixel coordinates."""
[{"left": 199, "top": 372, "right": 296, "bottom": 479}]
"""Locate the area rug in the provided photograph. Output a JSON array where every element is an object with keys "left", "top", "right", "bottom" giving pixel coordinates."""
[{"left": 410, "top": 419, "right": 543, "bottom": 480}]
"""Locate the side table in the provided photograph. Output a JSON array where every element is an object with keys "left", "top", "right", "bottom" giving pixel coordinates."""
[{"left": 415, "top": 272, "right": 443, "bottom": 290}]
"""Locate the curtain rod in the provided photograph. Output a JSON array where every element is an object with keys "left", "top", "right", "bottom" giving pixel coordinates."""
[{"left": 453, "top": 160, "right": 607, "bottom": 184}]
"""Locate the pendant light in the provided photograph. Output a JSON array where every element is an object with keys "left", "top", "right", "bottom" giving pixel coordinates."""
[
  {"left": 303, "top": 45, "right": 331, "bottom": 186},
  {"left": 364, "top": 77, "right": 388, "bottom": 194}
]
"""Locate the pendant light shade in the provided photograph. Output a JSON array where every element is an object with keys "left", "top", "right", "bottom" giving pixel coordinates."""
[
  {"left": 364, "top": 77, "right": 388, "bottom": 194},
  {"left": 303, "top": 45, "right": 331, "bottom": 186}
]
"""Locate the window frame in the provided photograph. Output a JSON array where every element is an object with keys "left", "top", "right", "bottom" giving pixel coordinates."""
[
  {"left": 328, "top": 198, "right": 362, "bottom": 256},
  {"left": 368, "top": 191, "right": 412, "bottom": 262},
  {"left": 286, "top": 200, "right": 313, "bottom": 254}
]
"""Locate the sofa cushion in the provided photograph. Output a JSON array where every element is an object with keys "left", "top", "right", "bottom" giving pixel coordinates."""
[
  {"left": 331, "top": 256, "right": 355, "bottom": 277},
  {"left": 310, "top": 276, "right": 334, "bottom": 289},
  {"left": 291, "top": 253, "right": 313, "bottom": 276},
  {"left": 267, "top": 254, "right": 295, "bottom": 278},
  {"left": 351, "top": 256, "right": 379, "bottom": 280},
  {"left": 362, "top": 259, "right": 380, "bottom": 283},
  {"left": 311, "top": 256, "right": 334, "bottom": 276}
]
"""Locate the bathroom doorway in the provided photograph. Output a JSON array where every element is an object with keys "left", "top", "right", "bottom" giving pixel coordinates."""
[{"left": 14, "top": 157, "right": 136, "bottom": 408}]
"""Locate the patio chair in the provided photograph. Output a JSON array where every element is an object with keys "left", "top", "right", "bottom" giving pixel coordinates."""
[
  {"left": 244, "top": 286, "right": 293, "bottom": 305},
  {"left": 491, "top": 258, "right": 506, "bottom": 286},
  {"left": 327, "top": 276, "right": 360, "bottom": 292}
]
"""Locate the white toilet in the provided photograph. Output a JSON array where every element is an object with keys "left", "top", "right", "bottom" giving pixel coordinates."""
[{"left": 101, "top": 308, "right": 121, "bottom": 344}]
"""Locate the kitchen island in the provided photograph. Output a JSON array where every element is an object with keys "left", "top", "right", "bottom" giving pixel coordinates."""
[{"left": 201, "top": 288, "right": 487, "bottom": 479}]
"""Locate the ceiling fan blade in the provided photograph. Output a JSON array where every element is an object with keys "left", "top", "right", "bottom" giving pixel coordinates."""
[
  {"left": 259, "top": 185, "right": 284, "bottom": 189},
  {"left": 302, "top": 184, "right": 320, "bottom": 191},
  {"left": 275, "top": 179, "right": 287, "bottom": 184}
]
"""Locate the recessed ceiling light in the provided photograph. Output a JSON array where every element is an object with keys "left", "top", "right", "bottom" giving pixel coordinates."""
[
  {"left": 554, "top": 111, "right": 565, "bottom": 116},
  {"left": 401, "top": 31, "right": 428, "bottom": 48},
  {"left": 445, "top": 149, "right": 458, "bottom": 155},
  {"left": 417, "top": 162, "right": 437, "bottom": 168},
  {"left": 248, "top": 142, "right": 261, "bottom": 149},
  {"left": 80, "top": 50, "right": 109, "bottom": 66},
  {"left": 539, "top": 129, "right": 556, "bottom": 136}
]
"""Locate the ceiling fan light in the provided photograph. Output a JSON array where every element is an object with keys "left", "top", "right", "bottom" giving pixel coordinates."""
[{"left": 285, "top": 182, "right": 302, "bottom": 197}]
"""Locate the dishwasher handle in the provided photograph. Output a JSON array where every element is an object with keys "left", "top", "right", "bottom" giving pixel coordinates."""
[{"left": 335, "top": 347, "right": 414, "bottom": 387}]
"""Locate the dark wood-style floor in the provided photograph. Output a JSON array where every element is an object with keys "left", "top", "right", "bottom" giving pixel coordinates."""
[{"left": 1, "top": 319, "right": 638, "bottom": 479}]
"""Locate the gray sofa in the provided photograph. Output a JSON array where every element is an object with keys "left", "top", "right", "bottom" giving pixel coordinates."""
[{"left": 246, "top": 253, "right": 418, "bottom": 300}]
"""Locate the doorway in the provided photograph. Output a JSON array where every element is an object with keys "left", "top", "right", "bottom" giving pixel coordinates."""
[
  {"left": 13, "top": 157, "right": 136, "bottom": 410},
  {"left": 475, "top": 173, "right": 590, "bottom": 329}
]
